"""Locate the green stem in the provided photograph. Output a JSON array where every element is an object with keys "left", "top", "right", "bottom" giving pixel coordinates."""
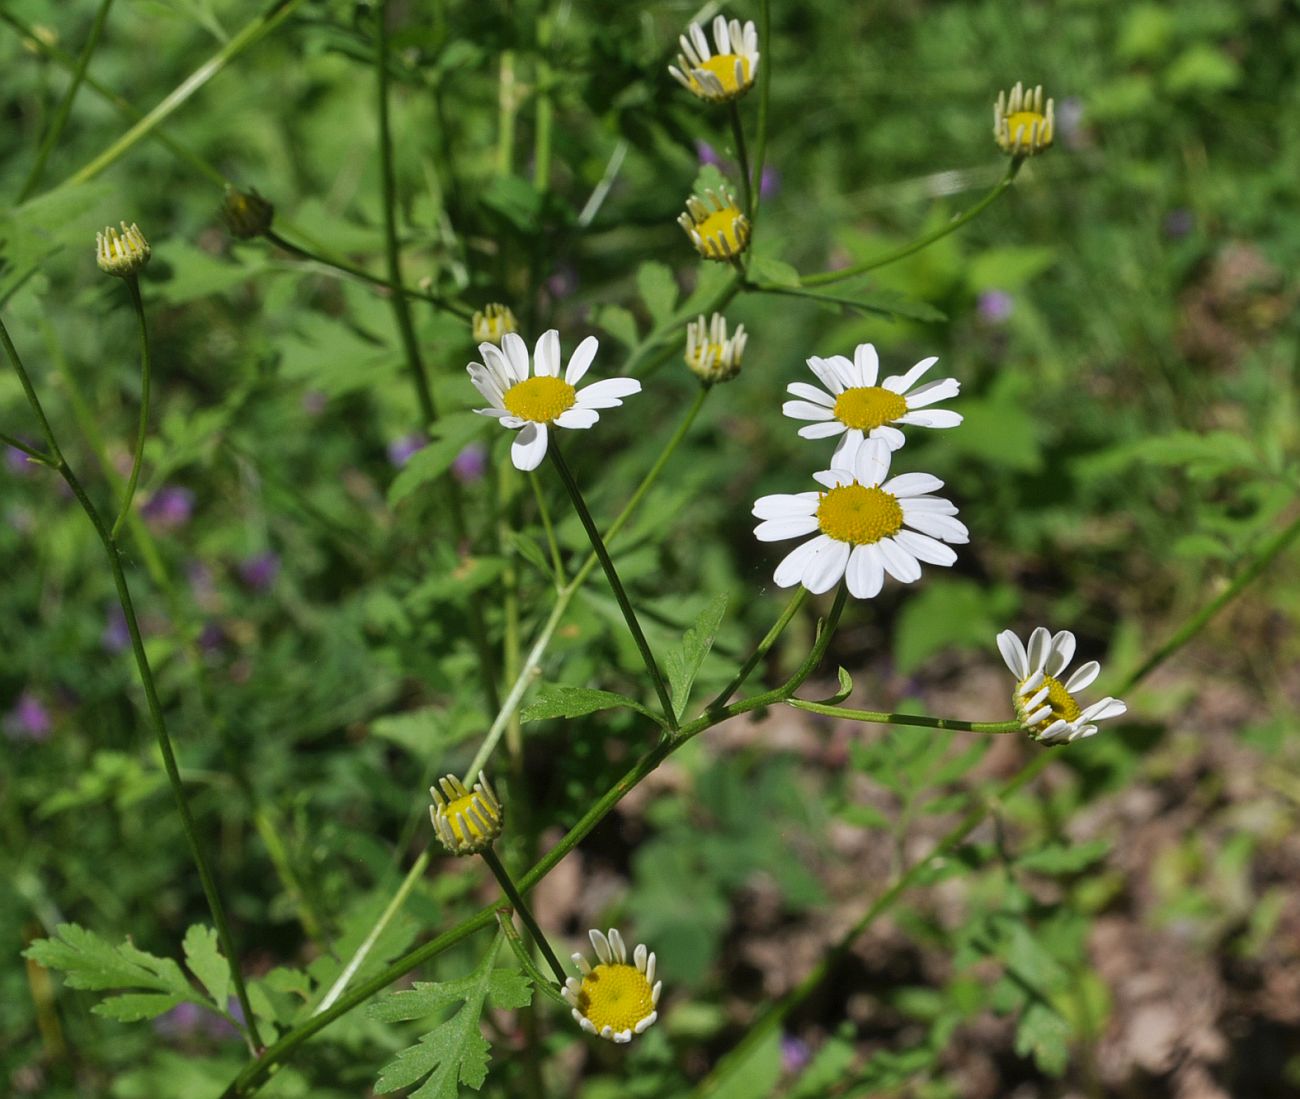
[
  {"left": 495, "top": 910, "right": 567, "bottom": 1004},
  {"left": 528, "top": 471, "right": 566, "bottom": 583},
  {"left": 262, "top": 230, "right": 472, "bottom": 318},
  {"left": 706, "top": 586, "right": 807, "bottom": 711},
  {"left": 728, "top": 101, "right": 754, "bottom": 220},
  {"left": 532, "top": 13, "right": 554, "bottom": 193},
  {"left": 0, "top": 432, "right": 54, "bottom": 465},
  {"left": 57, "top": 0, "right": 308, "bottom": 189},
  {"left": 495, "top": 51, "right": 518, "bottom": 177},
  {"left": 547, "top": 439, "right": 678, "bottom": 731},
  {"left": 801, "top": 157, "right": 1023, "bottom": 287},
  {"left": 749, "top": 0, "right": 772, "bottom": 222},
  {"left": 480, "top": 848, "right": 567, "bottom": 985},
  {"left": 111, "top": 276, "right": 151, "bottom": 539},
  {"left": 788, "top": 699, "right": 1022, "bottom": 734},
  {"left": 18, "top": 0, "right": 115, "bottom": 201},
  {"left": 0, "top": 315, "right": 262, "bottom": 1052}
]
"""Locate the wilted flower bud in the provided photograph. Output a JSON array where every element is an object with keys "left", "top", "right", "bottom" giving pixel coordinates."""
[
  {"left": 685, "top": 313, "right": 746, "bottom": 384},
  {"left": 221, "top": 186, "right": 274, "bottom": 239},
  {"left": 472, "top": 304, "right": 519, "bottom": 346}
]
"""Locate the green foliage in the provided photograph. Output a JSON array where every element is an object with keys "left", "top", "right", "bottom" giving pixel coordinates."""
[{"left": 664, "top": 592, "right": 728, "bottom": 718}]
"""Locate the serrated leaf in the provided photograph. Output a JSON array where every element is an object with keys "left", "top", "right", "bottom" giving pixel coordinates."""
[
  {"left": 665, "top": 594, "right": 728, "bottom": 718},
  {"left": 182, "top": 925, "right": 229, "bottom": 1009},
  {"left": 636, "top": 262, "right": 678, "bottom": 325},
  {"left": 1014, "top": 1000, "right": 1071, "bottom": 1076},
  {"left": 368, "top": 937, "right": 530, "bottom": 1098},
  {"left": 388, "top": 413, "right": 490, "bottom": 506},
  {"left": 1017, "top": 840, "right": 1111, "bottom": 875},
  {"left": 92, "top": 992, "right": 186, "bottom": 1022},
  {"left": 24, "top": 924, "right": 190, "bottom": 995},
  {"left": 592, "top": 304, "right": 639, "bottom": 347},
  {"left": 504, "top": 529, "right": 555, "bottom": 581},
  {"left": 519, "top": 684, "right": 659, "bottom": 724}
]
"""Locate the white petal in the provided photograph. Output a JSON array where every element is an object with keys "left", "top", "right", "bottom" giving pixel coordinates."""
[
  {"left": 997, "top": 630, "right": 1028, "bottom": 678},
  {"left": 1079, "top": 696, "right": 1127, "bottom": 723},
  {"left": 893, "top": 529, "right": 957, "bottom": 566},
  {"left": 773, "top": 536, "right": 826, "bottom": 588},
  {"left": 903, "top": 377, "right": 960, "bottom": 409},
  {"left": 803, "top": 537, "right": 851, "bottom": 594},
  {"left": 1064, "top": 660, "right": 1100, "bottom": 693},
  {"left": 870, "top": 425, "right": 906, "bottom": 451},
  {"left": 851, "top": 439, "right": 892, "bottom": 485},
  {"left": 533, "top": 330, "right": 561, "bottom": 376},
  {"left": 755, "top": 515, "right": 821, "bottom": 542},
  {"left": 882, "top": 472, "right": 944, "bottom": 498},
  {"left": 883, "top": 355, "right": 938, "bottom": 393},
  {"left": 634, "top": 944, "right": 647, "bottom": 972},
  {"left": 812, "top": 468, "right": 855, "bottom": 489},
  {"left": 783, "top": 399, "right": 836, "bottom": 422},
  {"left": 474, "top": 406, "right": 513, "bottom": 420},
  {"left": 830, "top": 430, "right": 864, "bottom": 466},
  {"left": 645, "top": 952, "right": 656, "bottom": 985},
  {"left": 511, "top": 422, "right": 549, "bottom": 471},
  {"left": 1023, "top": 668, "right": 1045, "bottom": 692},
  {"left": 501, "top": 332, "right": 532, "bottom": 383},
  {"left": 554, "top": 407, "right": 599, "bottom": 430},
  {"left": 589, "top": 929, "right": 612, "bottom": 965},
  {"left": 752, "top": 492, "right": 818, "bottom": 519},
  {"left": 1048, "top": 631, "right": 1077, "bottom": 677},
  {"left": 1026, "top": 627, "right": 1052, "bottom": 675},
  {"left": 806, "top": 356, "right": 847, "bottom": 394},
  {"left": 576, "top": 377, "right": 640, "bottom": 408},
  {"left": 608, "top": 928, "right": 627, "bottom": 963},
  {"left": 877, "top": 538, "right": 922, "bottom": 583},
  {"left": 901, "top": 509, "right": 968, "bottom": 543},
  {"left": 786, "top": 381, "right": 835, "bottom": 407},
  {"left": 1039, "top": 719, "right": 1071, "bottom": 742},
  {"left": 798, "top": 421, "right": 847, "bottom": 439},
  {"left": 565, "top": 335, "right": 599, "bottom": 384},
  {"left": 479, "top": 343, "right": 515, "bottom": 387},
  {"left": 500, "top": 416, "right": 526, "bottom": 429},
  {"left": 900, "top": 494, "right": 959, "bottom": 515},
  {"left": 846, "top": 544, "right": 884, "bottom": 599},
  {"left": 853, "top": 343, "right": 880, "bottom": 387},
  {"left": 897, "top": 409, "right": 963, "bottom": 429},
  {"left": 825, "top": 355, "right": 858, "bottom": 390}
]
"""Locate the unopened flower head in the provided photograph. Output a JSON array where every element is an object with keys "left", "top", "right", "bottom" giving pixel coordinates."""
[
  {"left": 753, "top": 439, "right": 968, "bottom": 599},
  {"left": 562, "top": 928, "right": 660, "bottom": 1044},
  {"left": 669, "top": 15, "right": 759, "bottom": 103},
  {"left": 994, "top": 82, "right": 1055, "bottom": 156},
  {"left": 467, "top": 330, "right": 641, "bottom": 472},
  {"left": 429, "top": 771, "right": 503, "bottom": 855},
  {"left": 685, "top": 313, "right": 747, "bottom": 384},
  {"left": 678, "top": 188, "right": 750, "bottom": 261},
  {"left": 783, "top": 342, "right": 962, "bottom": 466},
  {"left": 472, "top": 303, "right": 519, "bottom": 346},
  {"left": 997, "top": 627, "right": 1127, "bottom": 744},
  {"left": 221, "top": 186, "right": 274, "bottom": 239},
  {"left": 96, "top": 222, "right": 150, "bottom": 277}
]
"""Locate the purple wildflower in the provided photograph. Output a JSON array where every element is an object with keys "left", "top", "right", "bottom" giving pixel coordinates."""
[
  {"left": 1163, "top": 209, "right": 1194, "bottom": 239},
  {"left": 141, "top": 486, "right": 195, "bottom": 531},
  {"left": 760, "top": 165, "right": 781, "bottom": 200},
  {"left": 238, "top": 551, "right": 281, "bottom": 592},
  {"left": 102, "top": 606, "right": 130, "bottom": 653},
  {"left": 696, "top": 139, "right": 724, "bottom": 168},
  {"left": 780, "top": 1034, "right": 811, "bottom": 1075},
  {"left": 451, "top": 441, "right": 488, "bottom": 484},
  {"left": 4, "top": 691, "right": 52, "bottom": 742},
  {"left": 5, "top": 444, "right": 35, "bottom": 476},
  {"left": 387, "top": 432, "right": 427, "bottom": 469},
  {"left": 977, "top": 289, "right": 1014, "bottom": 325}
]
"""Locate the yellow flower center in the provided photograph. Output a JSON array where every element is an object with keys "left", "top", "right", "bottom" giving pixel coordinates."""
[
  {"left": 693, "top": 53, "right": 751, "bottom": 95},
  {"left": 816, "top": 483, "right": 903, "bottom": 545},
  {"left": 832, "top": 386, "right": 908, "bottom": 431},
  {"left": 695, "top": 207, "right": 747, "bottom": 247},
  {"left": 1019, "top": 673, "right": 1082, "bottom": 730},
  {"left": 503, "top": 376, "right": 577, "bottom": 423},
  {"left": 577, "top": 964, "right": 656, "bottom": 1034},
  {"left": 1006, "top": 110, "right": 1047, "bottom": 139},
  {"left": 443, "top": 794, "right": 495, "bottom": 843}
]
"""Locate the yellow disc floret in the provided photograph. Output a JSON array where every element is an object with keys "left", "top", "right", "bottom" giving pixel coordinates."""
[
  {"left": 678, "top": 189, "right": 751, "bottom": 261},
  {"left": 429, "top": 772, "right": 503, "bottom": 856},
  {"left": 1016, "top": 673, "right": 1082, "bottom": 733},
  {"left": 833, "top": 386, "right": 908, "bottom": 431},
  {"left": 689, "top": 54, "right": 751, "bottom": 98},
  {"left": 816, "top": 483, "right": 903, "bottom": 545},
  {"left": 994, "top": 82, "right": 1055, "bottom": 156},
  {"left": 576, "top": 965, "right": 656, "bottom": 1035},
  {"left": 503, "top": 376, "right": 577, "bottom": 423}
]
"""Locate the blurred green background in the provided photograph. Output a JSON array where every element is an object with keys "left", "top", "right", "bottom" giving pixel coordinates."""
[{"left": 2, "top": 0, "right": 1298, "bottom": 1096}]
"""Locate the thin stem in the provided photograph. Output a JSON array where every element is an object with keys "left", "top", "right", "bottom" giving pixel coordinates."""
[
  {"left": 262, "top": 230, "right": 472, "bottom": 318},
  {"left": 57, "top": 0, "right": 308, "bottom": 189},
  {"left": 749, "top": 0, "right": 772, "bottom": 222},
  {"left": 313, "top": 850, "right": 430, "bottom": 1015},
  {"left": 111, "top": 276, "right": 151, "bottom": 538},
  {"left": 0, "top": 432, "right": 54, "bottom": 465},
  {"left": 789, "top": 698, "right": 1022, "bottom": 733},
  {"left": 801, "top": 157, "right": 1023, "bottom": 287},
  {"left": 1, "top": 315, "right": 262, "bottom": 1052},
  {"left": 532, "top": 11, "right": 554, "bottom": 193},
  {"left": 375, "top": 1, "right": 437, "bottom": 430},
  {"left": 547, "top": 439, "right": 678, "bottom": 731},
  {"left": 706, "top": 586, "right": 807, "bottom": 711},
  {"left": 18, "top": 0, "right": 115, "bottom": 201},
  {"left": 528, "top": 471, "right": 566, "bottom": 583},
  {"left": 728, "top": 101, "right": 754, "bottom": 219},
  {"left": 495, "top": 910, "right": 567, "bottom": 1004},
  {"left": 480, "top": 848, "right": 567, "bottom": 986}
]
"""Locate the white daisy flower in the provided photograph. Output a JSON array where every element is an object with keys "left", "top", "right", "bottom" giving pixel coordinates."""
[
  {"left": 996, "top": 626, "right": 1127, "bottom": 744},
  {"left": 561, "top": 928, "right": 661, "bottom": 1044},
  {"left": 752, "top": 439, "right": 968, "bottom": 599},
  {"left": 782, "top": 342, "right": 962, "bottom": 466},
  {"left": 468, "top": 330, "right": 641, "bottom": 472},
  {"left": 668, "top": 15, "right": 759, "bottom": 103}
]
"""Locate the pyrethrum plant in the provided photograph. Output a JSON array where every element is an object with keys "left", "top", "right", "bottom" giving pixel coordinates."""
[{"left": 4, "top": 3, "right": 1298, "bottom": 1097}]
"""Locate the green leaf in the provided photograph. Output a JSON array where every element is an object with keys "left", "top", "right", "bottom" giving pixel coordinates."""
[
  {"left": 520, "top": 685, "right": 659, "bottom": 725},
  {"left": 707, "top": 1026, "right": 782, "bottom": 1099},
  {"left": 1017, "top": 839, "right": 1111, "bottom": 875},
  {"left": 665, "top": 594, "right": 728, "bottom": 718},
  {"left": 368, "top": 937, "right": 531, "bottom": 1098},
  {"left": 1014, "top": 1000, "right": 1071, "bottom": 1076},
  {"left": 92, "top": 992, "right": 186, "bottom": 1022},
  {"left": 480, "top": 175, "right": 543, "bottom": 232},
  {"left": 592, "top": 304, "right": 639, "bottom": 347},
  {"left": 747, "top": 255, "right": 801, "bottom": 288},
  {"left": 807, "top": 666, "right": 854, "bottom": 705},
  {"left": 182, "top": 925, "right": 229, "bottom": 1009},
  {"left": 388, "top": 413, "right": 491, "bottom": 507},
  {"left": 24, "top": 924, "right": 190, "bottom": 996},
  {"left": 503, "top": 529, "right": 555, "bottom": 581},
  {"left": 636, "top": 262, "right": 679, "bottom": 325}
]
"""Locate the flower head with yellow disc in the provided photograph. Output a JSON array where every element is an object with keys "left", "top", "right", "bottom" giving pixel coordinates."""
[{"left": 562, "top": 928, "right": 660, "bottom": 1044}]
